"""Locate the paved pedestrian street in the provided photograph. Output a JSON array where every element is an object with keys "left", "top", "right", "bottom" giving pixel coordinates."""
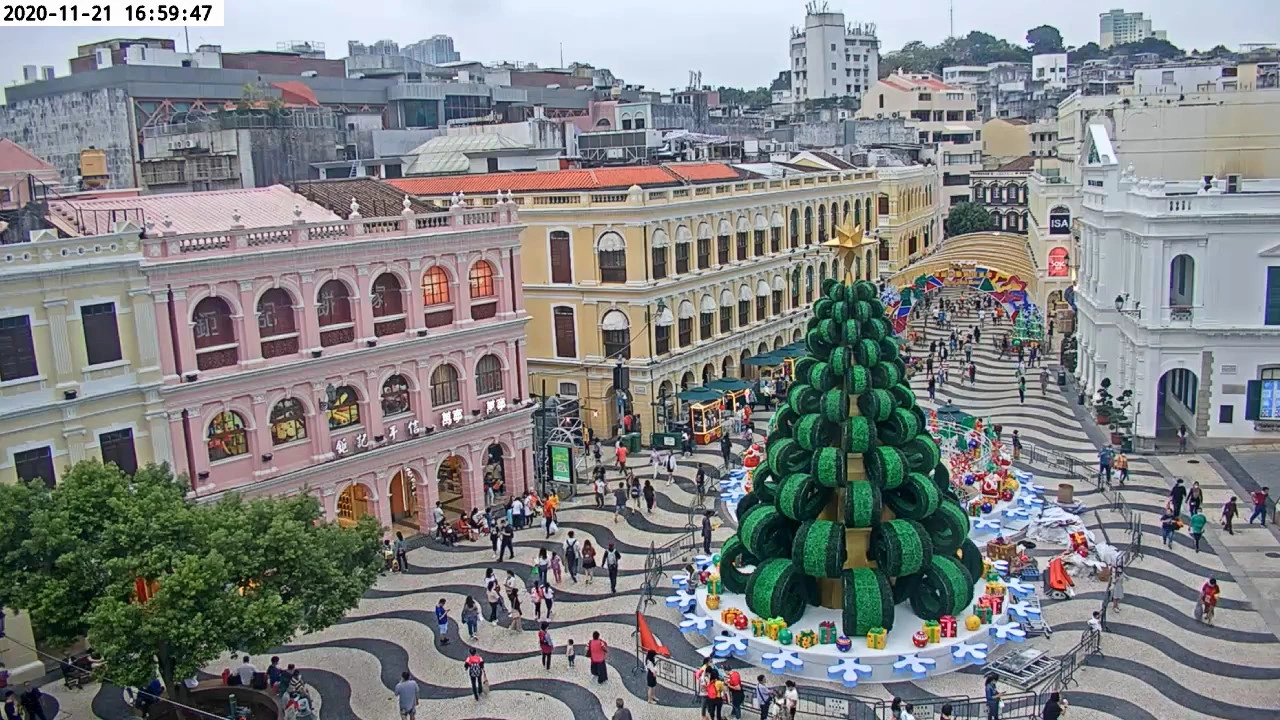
[{"left": 38, "top": 294, "right": 1280, "bottom": 720}]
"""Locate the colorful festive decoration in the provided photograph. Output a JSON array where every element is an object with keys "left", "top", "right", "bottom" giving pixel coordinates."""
[
  {"left": 706, "top": 594, "right": 721, "bottom": 610},
  {"left": 751, "top": 618, "right": 766, "bottom": 637},
  {"left": 836, "top": 635, "right": 853, "bottom": 652},
  {"left": 826, "top": 657, "right": 873, "bottom": 687},
  {"left": 867, "top": 627, "right": 888, "bottom": 650},
  {"left": 766, "top": 617, "right": 787, "bottom": 640},
  {"left": 892, "top": 654, "right": 937, "bottom": 679},
  {"left": 720, "top": 607, "right": 742, "bottom": 625},
  {"left": 762, "top": 649, "right": 804, "bottom": 675},
  {"left": 680, "top": 613, "right": 713, "bottom": 633},
  {"left": 665, "top": 589, "right": 697, "bottom": 612},
  {"left": 985, "top": 581, "right": 1007, "bottom": 596},
  {"left": 923, "top": 620, "right": 941, "bottom": 644},
  {"left": 968, "top": 501, "right": 983, "bottom": 517},
  {"left": 706, "top": 573, "right": 723, "bottom": 594},
  {"left": 713, "top": 634, "right": 750, "bottom": 657},
  {"left": 980, "top": 500, "right": 994, "bottom": 514},
  {"left": 986, "top": 538, "right": 1018, "bottom": 563},
  {"left": 734, "top": 613, "right": 750, "bottom": 631},
  {"left": 966, "top": 614, "right": 983, "bottom": 631},
  {"left": 818, "top": 620, "right": 839, "bottom": 645},
  {"left": 999, "top": 489, "right": 1014, "bottom": 502},
  {"left": 988, "top": 621, "right": 1027, "bottom": 643},
  {"left": 975, "top": 605, "right": 994, "bottom": 623},
  {"left": 911, "top": 630, "right": 929, "bottom": 648},
  {"left": 1006, "top": 600, "right": 1042, "bottom": 622},
  {"left": 980, "top": 474, "right": 1000, "bottom": 496},
  {"left": 952, "top": 641, "right": 990, "bottom": 665},
  {"left": 1005, "top": 577, "right": 1035, "bottom": 598},
  {"left": 939, "top": 615, "right": 958, "bottom": 638},
  {"left": 979, "top": 593, "right": 1005, "bottom": 614},
  {"left": 797, "top": 629, "right": 819, "bottom": 649},
  {"left": 778, "top": 627, "right": 794, "bottom": 646}
]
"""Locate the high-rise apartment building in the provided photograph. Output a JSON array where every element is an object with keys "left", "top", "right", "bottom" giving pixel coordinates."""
[
  {"left": 788, "top": 2, "right": 879, "bottom": 108},
  {"left": 1099, "top": 9, "right": 1165, "bottom": 49},
  {"left": 404, "top": 35, "right": 461, "bottom": 65}
]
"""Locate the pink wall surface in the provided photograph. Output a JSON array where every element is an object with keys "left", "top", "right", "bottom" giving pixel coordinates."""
[{"left": 143, "top": 204, "right": 534, "bottom": 528}]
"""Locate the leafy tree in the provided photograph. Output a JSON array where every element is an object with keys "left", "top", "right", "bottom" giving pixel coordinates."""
[
  {"left": 716, "top": 86, "right": 772, "bottom": 107},
  {"left": 1111, "top": 37, "right": 1183, "bottom": 59},
  {"left": 946, "top": 202, "right": 996, "bottom": 236},
  {"left": 0, "top": 461, "right": 382, "bottom": 700},
  {"left": 1026, "top": 25, "right": 1065, "bottom": 55},
  {"left": 769, "top": 71, "right": 791, "bottom": 92},
  {"left": 1068, "top": 42, "right": 1105, "bottom": 64}
]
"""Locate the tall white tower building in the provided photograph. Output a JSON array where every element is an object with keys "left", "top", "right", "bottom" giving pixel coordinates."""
[{"left": 789, "top": 2, "right": 880, "bottom": 109}]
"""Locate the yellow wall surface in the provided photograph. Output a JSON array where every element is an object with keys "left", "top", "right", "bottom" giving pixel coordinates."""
[{"left": 982, "top": 119, "right": 1032, "bottom": 166}]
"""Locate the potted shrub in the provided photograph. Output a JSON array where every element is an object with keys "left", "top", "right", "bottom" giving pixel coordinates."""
[
  {"left": 1094, "top": 378, "right": 1115, "bottom": 425},
  {"left": 1108, "top": 389, "right": 1135, "bottom": 447}
]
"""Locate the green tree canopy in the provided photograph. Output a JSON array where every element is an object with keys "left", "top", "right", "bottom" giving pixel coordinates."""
[
  {"left": 716, "top": 86, "right": 772, "bottom": 107},
  {"left": 1026, "top": 25, "right": 1065, "bottom": 55},
  {"left": 0, "top": 461, "right": 382, "bottom": 697},
  {"left": 1067, "top": 42, "right": 1105, "bottom": 64},
  {"left": 946, "top": 202, "right": 997, "bottom": 236}
]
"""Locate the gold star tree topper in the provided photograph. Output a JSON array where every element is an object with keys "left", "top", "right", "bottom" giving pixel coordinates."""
[{"left": 823, "top": 215, "right": 865, "bottom": 282}]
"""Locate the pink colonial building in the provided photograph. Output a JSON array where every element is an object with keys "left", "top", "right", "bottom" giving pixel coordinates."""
[{"left": 68, "top": 184, "right": 533, "bottom": 530}]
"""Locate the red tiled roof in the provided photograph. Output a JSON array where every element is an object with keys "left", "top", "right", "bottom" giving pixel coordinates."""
[
  {"left": 809, "top": 151, "right": 855, "bottom": 170},
  {"left": 388, "top": 163, "right": 744, "bottom": 196},
  {"left": 0, "top": 138, "right": 57, "bottom": 173},
  {"left": 882, "top": 74, "right": 956, "bottom": 92},
  {"left": 271, "top": 81, "right": 320, "bottom": 107},
  {"left": 996, "top": 156, "right": 1035, "bottom": 172},
  {"left": 53, "top": 185, "right": 338, "bottom": 236}
]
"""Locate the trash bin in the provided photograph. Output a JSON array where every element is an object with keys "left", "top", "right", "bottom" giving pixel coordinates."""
[
  {"left": 1057, "top": 370, "right": 1067, "bottom": 387},
  {"left": 622, "top": 432, "right": 641, "bottom": 454},
  {"left": 1057, "top": 483, "right": 1075, "bottom": 504},
  {"left": 1121, "top": 437, "right": 1134, "bottom": 454},
  {"left": 651, "top": 432, "right": 680, "bottom": 450}
]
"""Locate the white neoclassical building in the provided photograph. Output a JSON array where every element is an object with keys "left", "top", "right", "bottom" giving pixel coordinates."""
[{"left": 1074, "top": 124, "right": 1280, "bottom": 445}]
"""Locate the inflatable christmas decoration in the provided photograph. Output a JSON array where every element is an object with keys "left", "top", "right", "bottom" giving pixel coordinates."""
[{"left": 718, "top": 278, "right": 977, "bottom": 642}]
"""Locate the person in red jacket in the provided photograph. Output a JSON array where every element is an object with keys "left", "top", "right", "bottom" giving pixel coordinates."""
[{"left": 588, "top": 631, "right": 609, "bottom": 683}]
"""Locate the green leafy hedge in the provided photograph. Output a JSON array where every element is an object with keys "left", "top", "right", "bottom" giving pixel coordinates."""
[
  {"left": 777, "top": 472, "right": 831, "bottom": 521},
  {"left": 719, "top": 535, "right": 757, "bottom": 595},
  {"left": 746, "top": 559, "right": 809, "bottom": 625},
  {"left": 793, "top": 520, "right": 847, "bottom": 578},
  {"left": 885, "top": 471, "right": 941, "bottom": 520},
  {"left": 845, "top": 481, "right": 882, "bottom": 529},
  {"left": 907, "top": 555, "right": 975, "bottom": 620},
  {"left": 843, "top": 566, "right": 894, "bottom": 635}
]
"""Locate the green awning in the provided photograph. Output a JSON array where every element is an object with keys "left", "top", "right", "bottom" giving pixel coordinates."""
[
  {"left": 775, "top": 343, "right": 808, "bottom": 359},
  {"left": 677, "top": 388, "right": 724, "bottom": 402},
  {"left": 742, "top": 354, "right": 783, "bottom": 367},
  {"left": 935, "top": 403, "right": 974, "bottom": 425},
  {"left": 706, "top": 377, "right": 753, "bottom": 393}
]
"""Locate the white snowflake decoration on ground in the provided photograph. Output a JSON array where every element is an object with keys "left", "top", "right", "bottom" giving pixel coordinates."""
[
  {"left": 694, "top": 555, "right": 715, "bottom": 571},
  {"left": 721, "top": 488, "right": 747, "bottom": 502},
  {"left": 1004, "top": 577, "right": 1035, "bottom": 598},
  {"left": 825, "top": 657, "right": 873, "bottom": 687},
  {"left": 712, "top": 633, "right": 749, "bottom": 658},
  {"left": 762, "top": 649, "right": 804, "bottom": 675},
  {"left": 973, "top": 517, "right": 1002, "bottom": 532},
  {"left": 665, "top": 589, "right": 697, "bottom": 612},
  {"left": 1017, "top": 495, "right": 1045, "bottom": 508},
  {"left": 679, "top": 613, "right": 712, "bottom": 633},
  {"left": 1020, "top": 481, "right": 1045, "bottom": 494},
  {"left": 1002, "top": 507, "right": 1030, "bottom": 520},
  {"left": 988, "top": 621, "right": 1027, "bottom": 643},
  {"left": 952, "top": 642, "right": 990, "bottom": 665},
  {"left": 989, "top": 559, "right": 1010, "bottom": 575},
  {"left": 1006, "top": 600, "right": 1042, "bottom": 622},
  {"left": 671, "top": 574, "right": 690, "bottom": 590},
  {"left": 892, "top": 654, "right": 937, "bottom": 679}
]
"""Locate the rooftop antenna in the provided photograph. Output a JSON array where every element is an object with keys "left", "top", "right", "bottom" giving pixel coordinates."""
[
  {"left": 559, "top": 42, "right": 563, "bottom": 69},
  {"left": 949, "top": 0, "right": 955, "bottom": 39}
]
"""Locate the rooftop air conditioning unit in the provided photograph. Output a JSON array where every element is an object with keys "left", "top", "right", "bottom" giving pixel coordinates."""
[{"left": 1226, "top": 174, "right": 1241, "bottom": 193}]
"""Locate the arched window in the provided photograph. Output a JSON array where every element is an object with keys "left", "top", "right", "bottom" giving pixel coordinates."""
[
  {"left": 678, "top": 300, "right": 695, "bottom": 346},
  {"left": 878, "top": 237, "right": 890, "bottom": 262},
  {"left": 1170, "top": 254, "right": 1195, "bottom": 308},
  {"left": 864, "top": 199, "right": 873, "bottom": 230},
  {"left": 805, "top": 266, "right": 815, "bottom": 302},
  {"left": 791, "top": 267, "right": 801, "bottom": 308},
  {"left": 804, "top": 206, "right": 813, "bottom": 245},
  {"left": 269, "top": 399, "right": 307, "bottom": 446},
  {"left": 317, "top": 280, "right": 354, "bottom": 347},
  {"left": 854, "top": 199, "right": 862, "bottom": 228},
  {"left": 830, "top": 203, "right": 839, "bottom": 237},
  {"left": 469, "top": 261, "right": 496, "bottom": 298},
  {"left": 324, "top": 385, "right": 360, "bottom": 430},
  {"left": 737, "top": 285, "right": 751, "bottom": 327},
  {"left": 753, "top": 214, "right": 767, "bottom": 256},
  {"left": 842, "top": 200, "right": 851, "bottom": 224},
  {"left": 651, "top": 228, "right": 669, "bottom": 280},
  {"left": 865, "top": 249, "right": 875, "bottom": 278},
  {"left": 597, "top": 232, "right": 627, "bottom": 283},
  {"left": 475, "top": 354, "right": 504, "bottom": 396},
  {"left": 696, "top": 223, "right": 712, "bottom": 269},
  {"left": 716, "top": 219, "right": 732, "bottom": 265},
  {"left": 771, "top": 276, "right": 784, "bottom": 314},
  {"left": 371, "top": 273, "right": 406, "bottom": 336},
  {"left": 908, "top": 235, "right": 918, "bottom": 255},
  {"left": 675, "top": 225, "right": 693, "bottom": 274},
  {"left": 257, "top": 288, "right": 298, "bottom": 359},
  {"left": 430, "top": 364, "right": 461, "bottom": 407},
  {"left": 817, "top": 211, "right": 827, "bottom": 244},
  {"left": 422, "top": 266, "right": 453, "bottom": 328},
  {"left": 207, "top": 410, "right": 248, "bottom": 462},
  {"left": 469, "top": 261, "right": 498, "bottom": 320},
  {"left": 601, "top": 310, "right": 631, "bottom": 359},
  {"left": 699, "top": 295, "right": 715, "bottom": 340},
  {"left": 192, "top": 296, "right": 238, "bottom": 371},
  {"left": 770, "top": 212, "right": 783, "bottom": 253},
  {"left": 789, "top": 208, "right": 800, "bottom": 249},
  {"left": 737, "top": 217, "right": 751, "bottom": 261},
  {"left": 819, "top": 262, "right": 828, "bottom": 287},
  {"left": 381, "top": 374, "right": 412, "bottom": 417}
]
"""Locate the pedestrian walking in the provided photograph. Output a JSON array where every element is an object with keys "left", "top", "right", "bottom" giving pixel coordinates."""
[
  {"left": 720, "top": 433, "right": 733, "bottom": 469},
  {"left": 927, "top": 375, "right": 936, "bottom": 402},
  {"left": 1110, "top": 568, "right": 1125, "bottom": 612},
  {"left": 531, "top": 581, "right": 545, "bottom": 620},
  {"left": 665, "top": 451, "right": 678, "bottom": 485},
  {"left": 550, "top": 552, "right": 563, "bottom": 584},
  {"left": 696, "top": 465, "right": 707, "bottom": 497},
  {"left": 588, "top": 631, "right": 609, "bottom": 683},
  {"left": 984, "top": 675, "right": 1002, "bottom": 720},
  {"left": 645, "top": 650, "right": 659, "bottom": 704},
  {"left": 538, "top": 622, "right": 555, "bottom": 670},
  {"left": 485, "top": 584, "right": 503, "bottom": 624},
  {"left": 1017, "top": 376, "right": 1026, "bottom": 404},
  {"left": 594, "top": 472, "right": 606, "bottom": 508},
  {"left": 566, "top": 638, "right": 576, "bottom": 668},
  {"left": 1249, "top": 486, "right": 1271, "bottom": 525},
  {"left": 435, "top": 598, "right": 450, "bottom": 645},
  {"left": 643, "top": 480, "right": 656, "bottom": 513},
  {"left": 649, "top": 447, "right": 661, "bottom": 480},
  {"left": 1221, "top": 496, "right": 1239, "bottom": 534},
  {"left": 727, "top": 670, "right": 744, "bottom": 719},
  {"left": 1160, "top": 510, "right": 1178, "bottom": 548},
  {"left": 967, "top": 362, "right": 976, "bottom": 386},
  {"left": 1170, "top": 478, "right": 1188, "bottom": 517},
  {"left": 1011, "top": 430, "right": 1022, "bottom": 462},
  {"left": 1039, "top": 367, "right": 1048, "bottom": 394},
  {"left": 604, "top": 543, "right": 622, "bottom": 594},
  {"left": 544, "top": 583, "right": 555, "bottom": 618},
  {"left": 753, "top": 676, "right": 773, "bottom": 720},
  {"left": 394, "top": 531, "right": 409, "bottom": 570},
  {"left": 1114, "top": 451, "right": 1129, "bottom": 486},
  {"left": 535, "top": 548, "right": 551, "bottom": 585},
  {"left": 582, "top": 539, "right": 598, "bottom": 584},
  {"left": 507, "top": 593, "right": 523, "bottom": 632},
  {"left": 461, "top": 597, "right": 480, "bottom": 641},
  {"left": 615, "top": 441, "right": 628, "bottom": 472},
  {"left": 613, "top": 482, "right": 628, "bottom": 523},
  {"left": 613, "top": 698, "right": 634, "bottom": 720},
  {"left": 782, "top": 680, "right": 799, "bottom": 720},
  {"left": 1040, "top": 693, "right": 1067, "bottom": 720},
  {"left": 1178, "top": 424, "right": 1188, "bottom": 453},
  {"left": 489, "top": 522, "right": 501, "bottom": 557},
  {"left": 1188, "top": 481, "right": 1204, "bottom": 516},
  {"left": 702, "top": 510, "right": 715, "bottom": 554},
  {"left": 1198, "top": 577, "right": 1220, "bottom": 625},
  {"left": 1190, "top": 507, "right": 1207, "bottom": 552},
  {"left": 394, "top": 671, "right": 420, "bottom": 720},
  {"left": 630, "top": 475, "right": 643, "bottom": 511},
  {"left": 498, "top": 521, "right": 515, "bottom": 561},
  {"left": 564, "top": 531, "right": 580, "bottom": 583},
  {"left": 19, "top": 683, "right": 48, "bottom": 720},
  {"left": 463, "top": 649, "right": 486, "bottom": 700}
]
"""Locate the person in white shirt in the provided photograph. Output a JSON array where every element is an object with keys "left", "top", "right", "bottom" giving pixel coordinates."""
[
  {"left": 649, "top": 448, "right": 661, "bottom": 479},
  {"left": 431, "top": 502, "right": 445, "bottom": 532},
  {"left": 664, "top": 452, "right": 677, "bottom": 486},
  {"left": 783, "top": 680, "right": 799, "bottom": 718},
  {"left": 1087, "top": 610, "right": 1102, "bottom": 634},
  {"left": 511, "top": 497, "right": 524, "bottom": 529},
  {"left": 235, "top": 656, "right": 257, "bottom": 686}
]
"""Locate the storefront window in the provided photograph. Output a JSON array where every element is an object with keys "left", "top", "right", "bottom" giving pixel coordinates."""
[
  {"left": 327, "top": 385, "right": 361, "bottom": 430},
  {"left": 381, "top": 375, "right": 412, "bottom": 417},
  {"left": 269, "top": 399, "right": 307, "bottom": 446},
  {"left": 207, "top": 410, "right": 248, "bottom": 462}
]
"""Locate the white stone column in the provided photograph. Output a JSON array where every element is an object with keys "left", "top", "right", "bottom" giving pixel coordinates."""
[
  {"left": 129, "top": 287, "right": 161, "bottom": 371},
  {"left": 43, "top": 298, "right": 75, "bottom": 386},
  {"left": 146, "top": 410, "right": 174, "bottom": 467}
]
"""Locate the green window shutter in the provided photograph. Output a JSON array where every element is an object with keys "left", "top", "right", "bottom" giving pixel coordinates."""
[
  {"left": 1245, "top": 380, "right": 1263, "bottom": 421},
  {"left": 1266, "top": 267, "right": 1280, "bottom": 326}
]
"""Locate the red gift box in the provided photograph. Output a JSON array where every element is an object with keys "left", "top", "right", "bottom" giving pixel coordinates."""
[
  {"left": 939, "top": 615, "right": 957, "bottom": 638},
  {"left": 979, "top": 593, "right": 1005, "bottom": 614}
]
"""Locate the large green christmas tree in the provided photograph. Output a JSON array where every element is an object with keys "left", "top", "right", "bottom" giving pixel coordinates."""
[{"left": 720, "top": 278, "right": 984, "bottom": 637}]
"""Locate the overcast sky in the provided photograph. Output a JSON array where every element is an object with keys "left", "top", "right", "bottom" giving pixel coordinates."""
[{"left": 0, "top": 0, "right": 1270, "bottom": 95}]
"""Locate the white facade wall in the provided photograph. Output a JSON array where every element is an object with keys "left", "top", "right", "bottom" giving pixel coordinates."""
[
  {"left": 1133, "top": 64, "right": 1235, "bottom": 93},
  {"left": 789, "top": 10, "right": 878, "bottom": 106},
  {"left": 1032, "top": 54, "right": 1068, "bottom": 89},
  {"left": 1074, "top": 143, "right": 1280, "bottom": 442}
]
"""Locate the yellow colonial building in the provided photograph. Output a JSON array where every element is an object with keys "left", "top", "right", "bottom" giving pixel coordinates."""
[
  {"left": 394, "top": 163, "right": 880, "bottom": 438},
  {"left": 873, "top": 165, "right": 943, "bottom": 273},
  {"left": 1, "top": 225, "right": 169, "bottom": 487}
]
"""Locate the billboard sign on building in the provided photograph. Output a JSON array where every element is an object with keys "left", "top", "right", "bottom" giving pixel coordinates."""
[
  {"left": 1048, "top": 247, "right": 1070, "bottom": 277},
  {"left": 1049, "top": 207, "right": 1071, "bottom": 235},
  {"left": 549, "top": 442, "right": 575, "bottom": 485}
]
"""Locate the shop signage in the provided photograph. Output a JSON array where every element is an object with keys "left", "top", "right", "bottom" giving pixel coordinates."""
[
  {"left": 1049, "top": 208, "right": 1071, "bottom": 235},
  {"left": 1048, "top": 247, "right": 1069, "bottom": 277},
  {"left": 549, "top": 443, "right": 574, "bottom": 484},
  {"left": 441, "top": 408, "right": 465, "bottom": 427},
  {"left": 485, "top": 398, "right": 509, "bottom": 414}
]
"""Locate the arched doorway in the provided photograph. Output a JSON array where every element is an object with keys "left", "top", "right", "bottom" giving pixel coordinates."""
[
  {"left": 702, "top": 363, "right": 715, "bottom": 385},
  {"left": 773, "top": 337, "right": 784, "bottom": 350},
  {"left": 388, "top": 469, "right": 419, "bottom": 525},
  {"left": 484, "top": 444, "right": 507, "bottom": 504},
  {"left": 336, "top": 483, "right": 372, "bottom": 528},
  {"left": 680, "top": 372, "right": 695, "bottom": 392},
  {"left": 602, "top": 384, "right": 619, "bottom": 437},
  {"left": 722, "top": 356, "right": 734, "bottom": 378},
  {"left": 792, "top": 328, "right": 803, "bottom": 341},
  {"left": 740, "top": 348, "right": 754, "bottom": 381},
  {"left": 1156, "top": 368, "right": 1200, "bottom": 446},
  {"left": 437, "top": 455, "right": 466, "bottom": 518}
]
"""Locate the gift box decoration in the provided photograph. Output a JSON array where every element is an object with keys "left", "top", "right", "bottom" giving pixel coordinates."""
[
  {"left": 969, "top": 501, "right": 983, "bottom": 517},
  {"left": 975, "top": 605, "right": 994, "bottom": 624},
  {"left": 796, "top": 629, "right": 818, "bottom": 649},
  {"left": 707, "top": 594, "right": 721, "bottom": 610},
  {"left": 778, "top": 627, "right": 794, "bottom": 646},
  {"left": 912, "top": 631, "right": 929, "bottom": 648},
  {"left": 721, "top": 607, "right": 742, "bottom": 626},
  {"left": 706, "top": 573, "right": 723, "bottom": 595},
  {"left": 940, "top": 615, "right": 958, "bottom": 638},
  {"left": 818, "top": 620, "right": 839, "bottom": 645},
  {"left": 985, "top": 581, "right": 1007, "bottom": 597},
  {"left": 766, "top": 617, "right": 787, "bottom": 640},
  {"left": 734, "top": 613, "right": 750, "bottom": 631},
  {"left": 923, "top": 620, "right": 941, "bottom": 644},
  {"left": 866, "top": 627, "right": 888, "bottom": 650},
  {"left": 982, "top": 559, "right": 995, "bottom": 576},
  {"left": 980, "top": 593, "right": 1005, "bottom": 614},
  {"left": 836, "top": 635, "right": 853, "bottom": 652},
  {"left": 966, "top": 614, "right": 982, "bottom": 631},
  {"left": 980, "top": 474, "right": 1000, "bottom": 496},
  {"left": 751, "top": 618, "right": 766, "bottom": 637}
]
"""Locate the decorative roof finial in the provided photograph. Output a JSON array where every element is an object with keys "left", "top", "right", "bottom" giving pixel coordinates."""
[{"left": 350, "top": 197, "right": 361, "bottom": 217}]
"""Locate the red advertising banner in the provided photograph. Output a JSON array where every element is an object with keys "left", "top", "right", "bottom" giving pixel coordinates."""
[{"left": 1048, "top": 247, "right": 1069, "bottom": 277}]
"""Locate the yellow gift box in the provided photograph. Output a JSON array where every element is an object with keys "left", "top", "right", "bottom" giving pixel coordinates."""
[
  {"left": 866, "top": 627, "right": 887, "bottom": 650},
  {"left": 765, "top": 617, "right": 787, "bottom": 640},
  {"left": 985, "top": 581, "right": 1007, "bottom": 596},
  {"left": 796, "top": 630, "right": 818, "bottom": 649},
  {"left": 707, "top": 594, "right": 721, "bottom": 610},
  {"left": 923, "top": 620, "right": 941, "bottom": 644},
  {"left": 721, "top": 607, "right": 742, "bottom": 626},
  {"left": 751, "top": 617, "right": 766, "bottom": 637}
]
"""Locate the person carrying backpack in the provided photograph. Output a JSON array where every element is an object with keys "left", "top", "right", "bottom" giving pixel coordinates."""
[{"left": 563, "top": 531, "right": 580, "bottom": 583}]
